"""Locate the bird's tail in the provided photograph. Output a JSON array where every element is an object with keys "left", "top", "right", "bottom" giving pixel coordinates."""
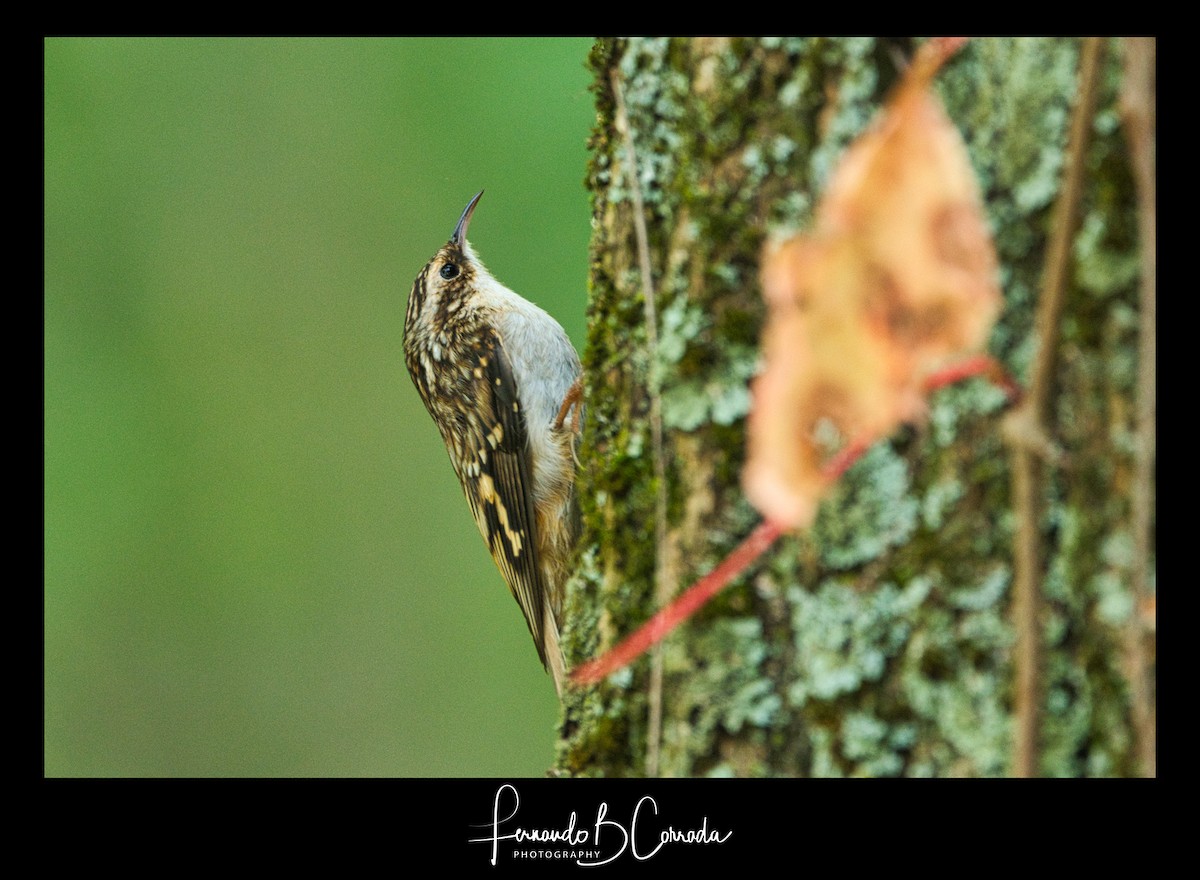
[{"left": 543, "top": 606, "right": 566, "bottom": 698}]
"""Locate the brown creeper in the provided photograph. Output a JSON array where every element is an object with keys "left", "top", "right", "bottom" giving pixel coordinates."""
[{"left": 403, "top": 190, "right": 583, "bottom": 696}]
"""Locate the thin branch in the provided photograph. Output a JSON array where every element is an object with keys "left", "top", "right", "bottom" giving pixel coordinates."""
[
  {"left": 609, "top": 67, "right": 671, "bottom": 777},
  {"left": 1007, "top": 443, "right": 1042, "bottom": 778},
  {"left": 1005, "top": 36, "right": 1104, "bottom": 778},
  {"left": 1120, "top": 35, "right": 1156, "bottom": 778},
  {"left": 1025, "top": 40, "right": 1104, "bottom": 425},
  {"left": 921, "top": 354, "right": 1022, "bottom": 403},
  {"left": 572, "top": 519, "right": 786, "bottom": 686}
]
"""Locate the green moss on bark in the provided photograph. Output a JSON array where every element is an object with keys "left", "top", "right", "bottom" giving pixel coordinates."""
[{"left": 557, "top": 37, "right": 1147, "bottom": 778}]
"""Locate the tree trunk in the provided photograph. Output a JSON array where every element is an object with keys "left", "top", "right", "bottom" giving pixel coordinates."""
[{"left": 556, "top": 37, "right": 1153, "bottom": 778}]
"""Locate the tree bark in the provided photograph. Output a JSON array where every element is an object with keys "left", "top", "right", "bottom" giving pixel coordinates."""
[{"left": 556, "top": 37, "right": 1152, "bottom": 778}]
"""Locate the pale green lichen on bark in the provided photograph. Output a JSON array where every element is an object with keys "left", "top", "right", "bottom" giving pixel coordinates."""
[{"left": 556, "top": 37, "right": 1146, "bottom": 778}]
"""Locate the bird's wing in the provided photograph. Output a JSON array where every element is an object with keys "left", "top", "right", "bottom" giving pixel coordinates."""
[{"left": 459, "top": 327, "right": 551, "bottom": 668}]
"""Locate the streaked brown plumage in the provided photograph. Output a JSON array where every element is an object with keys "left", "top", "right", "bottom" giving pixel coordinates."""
[{"left": 403, "top": 191, "right": 582, "bottom": 695}]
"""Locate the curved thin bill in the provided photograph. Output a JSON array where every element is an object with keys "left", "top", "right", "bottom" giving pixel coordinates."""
[{"left": 452, "top": 190, "right": 484, "bottom": 246}]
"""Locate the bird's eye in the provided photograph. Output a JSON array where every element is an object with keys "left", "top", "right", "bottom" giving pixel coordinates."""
[{"left": 440, "top": 262, "right": 459, "bottom": 280}]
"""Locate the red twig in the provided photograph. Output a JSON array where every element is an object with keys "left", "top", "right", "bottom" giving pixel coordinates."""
[
  {"left": 570, "top": 519, "right": 786, "bottom": 686},
  {"left": 922, "top": 354, "right": 1022, "bottom": 403},
  {"left": 821, "top": 435, "right": 872, "bottom": 484},
  {"left": 569, "top": 354, "right": 1021, "bottom": 689}
]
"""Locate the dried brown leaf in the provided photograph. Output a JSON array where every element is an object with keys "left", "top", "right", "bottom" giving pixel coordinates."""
[{"left": 744, "top": 38, "right": 1002, "bottom": 529}]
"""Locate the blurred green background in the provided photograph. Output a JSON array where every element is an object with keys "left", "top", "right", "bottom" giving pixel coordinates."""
[{"left": 45, "top": 37, "right": 595, "bottom": 776}]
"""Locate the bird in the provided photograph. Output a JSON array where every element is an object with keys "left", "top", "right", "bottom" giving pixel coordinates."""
[{"left": 403, "top": 190, "right": 583, "bottom": 696}]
